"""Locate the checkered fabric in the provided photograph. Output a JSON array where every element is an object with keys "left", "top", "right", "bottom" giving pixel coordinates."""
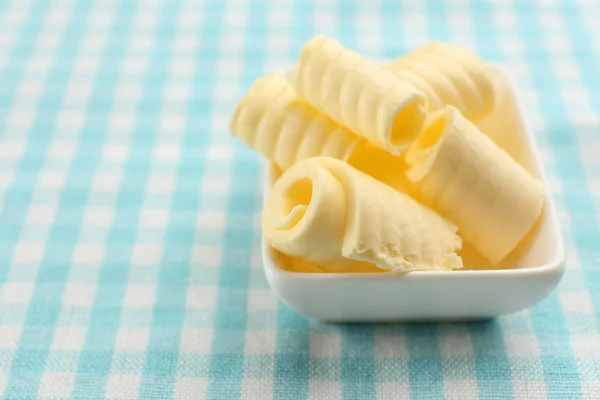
[{"left": 0, "top": 0, "right": 598, "bottom": 398}]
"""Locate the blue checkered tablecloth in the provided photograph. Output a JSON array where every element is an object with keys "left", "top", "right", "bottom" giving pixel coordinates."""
[{"left": 0, "top": 0, "right": 598, "bottom": 398}]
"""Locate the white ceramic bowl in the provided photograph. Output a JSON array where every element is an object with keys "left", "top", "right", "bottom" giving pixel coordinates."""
[{"left": 261, "top": 65, "right": 565, "bottom": 322}]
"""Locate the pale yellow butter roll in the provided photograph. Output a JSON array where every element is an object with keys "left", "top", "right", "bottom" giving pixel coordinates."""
[
  {"left": 387, "top": 42, "right": 496, "bottom": 121},
  {"left": 230, "top": 74, "right": 361, "bottom": 170},
  {"left": 405, "top": 106, "right": 545, "bottom": 264},
  {"left": 293, "top": 35, "right": 427, "bottom": 156},
  {"left": 263, "top": 157, "right": 462, "bottom": 273}
]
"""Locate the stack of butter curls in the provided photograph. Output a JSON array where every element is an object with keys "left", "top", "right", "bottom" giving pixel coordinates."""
[{"left": 230, "top": 35, "right": 545, "bottom": 273}]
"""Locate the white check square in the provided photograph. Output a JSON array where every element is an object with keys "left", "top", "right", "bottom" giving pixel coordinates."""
[
  {"left": 376, "top": 382, "right": 410, "bottom": 400},
  {"left": 48, "top": 140, "right": 77, "bottom": 160},
  {"left": 153, "top": 144, "right": 181, "bottom": 162},
  {"left": 89, "top": 11, "right": 114, "bottom": 28},
  {"left": 245, "top": 331, "right": 276, "bottom": 355},
  {"left": 1, "top": 282, "right": 33, "bottom": 304},
  {"left": 179, "top": 329, "right": 213, "bottom": 354},
  {"left": 56, "top": 109, "right": 86, "bottom": 131},
  {"left": 37, "top": 170, "right": 67, "bottom": 190},
  {"left": 123, "top": 56, "right": 149, "bottom": 76},
  {"left": 115, "top": 328, "right": 149, "bottom": 352},
  {"left": 123, "top": 285, "right": 156, "bottom": 308},
  {"left": 62, "top": 283, "right": 96, "bottom": 307},
  {"left": 3, "top": 8, "right": 26, "bottom": 27},
  {"left": 64, "top": 81, "right": 93, "bottom": 102},
  {"left": 0, "top": 371, "right": 6, "bottom": 396},
  {"left": 444, "top": 380, "right": 479, "bottom": 400},
  {"left": 310, "top": 381, "right": 341, "bottom": 400},
  {"left": 562, "top": 86, "right": 589, "bottom": 104},
  {"left": 5, "top": 109, "right": 34, "bottom": 130},
  {"left": 46, "top": 9, "right": 69, "bottom": 27},
  {"left": 205, "top": 145, "right": 233, "bottom": 163},
  {"left": 13, "top": 243, "right": 45, "bottom": 264},
  {"left": 212, "top": 82, "right": 239, "bottom": 104},
  {"left": 0, "top": 140, "right": 24, "bottom": 161},
  {"left": 0, "top": 326, "right": 21, "bottom": 348},
  {"left": 190, "top": 245, "right": 222, "bottom": 268},
  {"left": 26, "top": 54, "right": 53, "bottom": 74},
  {"left": 587, "top": 179, "right": 600, "bottom": 198},
  {"left": 131, "top": 243, "right": 163, "bottom": 265},
  {"left": 177, "top": 11, "right": 203, "bottom": 29},
  {"left": 571, "top": 334, "right": 600, "bottom": 359},
  {"left": 581, "top": 381, "right": 600, "bottom": 400},
  {"left": 92, "top": 172, "right": 121, "bottom": 192},
  {"left": 81, "top": 33, "right": 109, "bottom": 53},
  {"left": 173, "top": 378, "right": 208, "bottom": 400},
  {"left": 504, "top": 334, "right": 540, "bottom": 358},
  {"left": 240, "top": 379, "right": 274, "bottom": 400},
  {"left": 25, "top": 205, "right": 56, "bottom": 225},
  {"left": 158, "top": 112, "right": 187, "bottom": 133},
  {"left": 107, "top": 111, "right": 136, "bottom": 133},
  {"left": 174, "top": 36, "right": 198, "bottom": 53},
  {"left": 106, "top": 375, "right": 140, "bottom": 400},
  {"left": 0, "top": 32, "right": 16, "bottom": 48},
  {"left": 310, "top": 332, "right": 341, "bottom": 358},
  {"left": 200, "top": 175, "right": 230, "bottom": 195},
  {"left": 101, "top": 143, "right": 130, "bottom": 162},
  {"left": 138, "top": 208, "right": 170, "bottom": 228},
  {"left": 555, "top": 59, "right": 579, "bottom": 80},
  {"left": 186, "top": 286, "right": 217, "bottom": 308},
  {"left": 220, "top": 33, "right": 244, "bottom": 51},
  {"left": 51, "top": 326, "right": 86, "bottom": 350},
  {"left": 82, "top": 206, "right": 114, "bottom": 228},
  {"left": 448, "top": 14, "right": 472, "bottom": 30},
  {"left": 72, "top": 243, "right": 105, "bottom": 264},
  {"left": 247, "top": 289, "right": 277, "bottom": 311},
  {"left": 114, "top": 82, "right": 143, "bottom": 103},
  {"left": 133, "top": 11, "right": 159, "bottom": 30},
  {"left": 196, "top": 209, "right": 226, "bottom": 231},
  {"left": 146, "top": 173, "right": 176, "bottom": 194},
  {"left": 437, "top": 325, "right": 475, "bottom": 357},
  {"left": 38, "top": 372, "right": 74, "bottom": 399},
  {"left": 560, "top": 291, "right": 595, "bottom": 314},
  {"left": 73, "top": 56, "right": 101, "bottom": 75},
  {"left": 373, "top": 326, "right": 408, "bottom": 358},
  {"left": 16, "top": 79, "right": 44, "bottom": 101},
  {"left": 164, "top": 84, "right": 191, "bottom": 103},
  {"left": 169, "top": 58, "right": 195, "bottom": 77},
  {"left": 39, "top": 32, "right": 62, "bottom": 50}
]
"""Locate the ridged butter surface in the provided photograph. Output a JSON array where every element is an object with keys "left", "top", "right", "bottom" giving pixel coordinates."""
[
  {"left": 387, "top": 42, "right": 496, "bottom": 121},
  {"left": 293, "top": 35, "right": 427, "bottom": 155},
  {"left": 230, "top": 75, "right": 361, "bottom": 170}
]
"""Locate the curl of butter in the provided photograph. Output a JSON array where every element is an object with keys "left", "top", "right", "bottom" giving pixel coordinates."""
[
  {"left": 405, "top": 106, "right": 545, "bottom": 264},
  {"left": 230, "top": 74, "right": 361, "bottom": 170},
  {"left": 230, "top": 74, "right": 418, "bottom": 195},
  {"left": 293, "top": 35, "right": 427, "bottom": 156},
  {"left": 263, "top": 157, "right": 463, "bottom": 273},
  {"left": 386, "top": 42, "right": 496, "bottom": 121}
]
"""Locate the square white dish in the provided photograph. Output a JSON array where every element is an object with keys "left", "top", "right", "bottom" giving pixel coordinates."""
[{"left": 261, "top": 65, "right": 565, "bottom": 322}]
